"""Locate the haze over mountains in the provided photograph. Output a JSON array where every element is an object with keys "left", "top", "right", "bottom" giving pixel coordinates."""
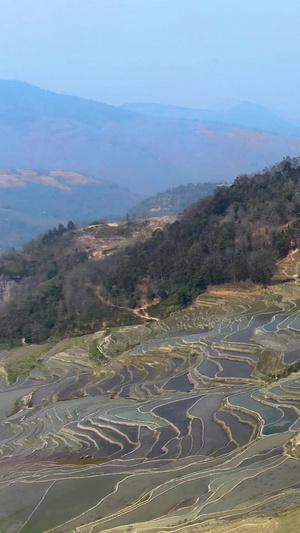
[
  {"left": 122, "top": 100, "right": 300, "bottom": 136},
  {"left": 1, "top": 80, "right": 300, "bottom": 193},
  {"left": 0, "top": 169, "right": 140, "bottom": 249},
  {"left": 4, "top": 3, "right": 300, "bottom": 531},
  {"left": 2, "top": 79, "right": 300, "bottom": 248}
]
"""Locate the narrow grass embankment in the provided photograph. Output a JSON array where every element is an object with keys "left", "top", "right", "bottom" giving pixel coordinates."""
[
  {"left": 56, "top": 457, "right": 108, "bottom": 465},
  {"left": 2, "top": 344, "right": 53, "bottom": 384}
]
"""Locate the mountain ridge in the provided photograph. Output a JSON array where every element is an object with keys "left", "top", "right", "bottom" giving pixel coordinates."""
[
  {"left": 121, "top": 100, "right": 300, "bottom": 136},
  {"left": 1, "top": 80, "right": 300, "bottom": 193}
]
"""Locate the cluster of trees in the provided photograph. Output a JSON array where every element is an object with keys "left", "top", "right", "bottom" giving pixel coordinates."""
[
  {"left": 100, "top": 159, "right": 300, "bottom": 305},
  {"left": 0, "top": 221, "right": 76, "bottom": 278},
  {"left": 2, "top": 158, "right": 300, "bottom": 344},
  {"left": 41, "top": 221, "right": 76, "bottom": 245},
  {"left": 0, "top": 221, "right": 140, "bottom": 344}
]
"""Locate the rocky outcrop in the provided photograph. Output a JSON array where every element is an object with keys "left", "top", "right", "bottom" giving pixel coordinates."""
[{"left": 0, "top": 275, "right": 31, "bottom": 312}]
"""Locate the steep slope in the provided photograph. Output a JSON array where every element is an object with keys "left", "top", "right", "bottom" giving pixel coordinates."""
[
  {"left": 98, "top": 157, "right": 300, "bottom": 313},
  {"left": 0, "top": 168, "right": 141, "bottom": 249},
  {"left": 1, "top": 80, "right": 300, "bottom": 193},
  {"left": 0, "top": 217, "right": 172, "bottom": 343},
  {"left": 1, "top": 158, "right": 300, "bottom": 344}
]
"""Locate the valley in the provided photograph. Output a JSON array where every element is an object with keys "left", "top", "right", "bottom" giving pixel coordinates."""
[{"left": 0, "top": 168, "right": 142, "bottom": 250}]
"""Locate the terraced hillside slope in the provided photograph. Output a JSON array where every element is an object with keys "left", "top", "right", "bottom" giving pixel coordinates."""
[
  {"left": 2, "top": 159, "right": 300, "bottom": 531},
  {"left": 2, "top": 281, "right": 300, "bottom": 531},
  {"left": 3, "top": 157, "right": 300, "bottom": 345},
  {"left": 0, "top": 168, "right": 142, "bottom": 249}
]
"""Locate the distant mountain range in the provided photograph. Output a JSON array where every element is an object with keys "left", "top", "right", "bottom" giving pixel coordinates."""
[
  {"left": 2, "top": 80, "right": 300, "bottom": 248},
  {"left": 122, "top": 101, "right": 300, "bottom": 136},
  {"left": 1, "top": 80, "right": 300, "bottom": 195}
]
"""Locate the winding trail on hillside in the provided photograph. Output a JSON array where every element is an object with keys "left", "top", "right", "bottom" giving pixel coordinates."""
[
  {"left": 276, "top": 248, "right": 300, "bottom": 280},
  {"left": 96, "top": 287, "right": 159, "bottom": 322}
]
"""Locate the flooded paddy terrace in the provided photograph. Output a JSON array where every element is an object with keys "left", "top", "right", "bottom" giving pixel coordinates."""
[{"left": 1, "top": 285, "right": 300, "bottom": 531}]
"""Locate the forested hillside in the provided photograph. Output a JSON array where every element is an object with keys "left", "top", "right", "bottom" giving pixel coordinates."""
[
  {"left": 99, "top": 157, "right": 300, "bottom": 306},
  {"left": 128, "top": 182, "right": 220, "bottom": 218},
  {"left": 1, "top": 157, "right": 300, "bottom": 344},
  {"left": 0, "top": 218, "right": 171, "bottom": 344}
]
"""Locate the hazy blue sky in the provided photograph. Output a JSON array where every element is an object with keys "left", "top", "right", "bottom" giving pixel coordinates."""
[{"left": 0, "top": 0, "right": 300, "bottom": 111}]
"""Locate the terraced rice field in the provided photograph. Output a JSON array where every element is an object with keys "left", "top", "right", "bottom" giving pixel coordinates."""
[{"left": 1, "top": 284, "right": 300, "bottom": 532}]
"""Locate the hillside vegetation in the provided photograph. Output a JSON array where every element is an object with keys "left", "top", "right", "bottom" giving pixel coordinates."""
[
  {"left": 94, "top": 158, "right": 300, "bottom": 311},
  {"left": 2, "top": 157, "right": 300, "bottom": 344},
  {"left": 0, "top": 217, "right": 171, "bottom": 344},
  {"left": 128, "top": 182, "right": 220, "bottom": 219}
]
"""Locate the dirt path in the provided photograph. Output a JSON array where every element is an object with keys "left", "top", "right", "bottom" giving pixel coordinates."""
[
  {"left": 96, "top": 287, "right": 159, "bottom": 322},
  {"left": 276, "top": 248, "right": 300, "bottom": 280}
]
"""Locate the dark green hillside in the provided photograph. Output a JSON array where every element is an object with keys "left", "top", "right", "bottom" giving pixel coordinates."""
[
  {"left": 128, "top": 182, "right": 220, "bottom": 219},
  {"left": 0, "top": 221, "right": 145, "bottom": 344},
  {"left": 100, "top": 158, "right": 300, "bottom": 309},
  {"left": 2, "top": 157, "right": 300, "bottom": 344}
]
